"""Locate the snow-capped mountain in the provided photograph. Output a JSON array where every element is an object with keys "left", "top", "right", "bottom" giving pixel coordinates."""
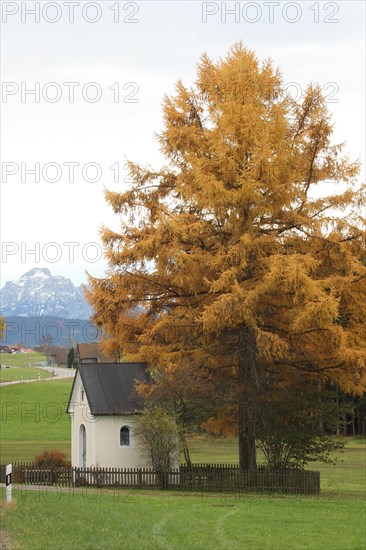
[{"left": 0, "top": 268, "right": 92, "bottom": 319}]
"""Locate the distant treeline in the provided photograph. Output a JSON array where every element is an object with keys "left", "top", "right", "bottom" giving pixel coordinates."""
[{"left": 0, "top": 316, "right": 101, "bottom": 347}]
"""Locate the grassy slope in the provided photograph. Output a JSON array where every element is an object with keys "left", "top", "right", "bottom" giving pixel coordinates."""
[
  {"left": 0, "top": 352, "right": 46, "bottom": 367},
  {"left": 0, "top": 379, "right": 72, "bottom": 462},
  {"left": 0, "top": 366, "right": 52, "bottom": 382}
]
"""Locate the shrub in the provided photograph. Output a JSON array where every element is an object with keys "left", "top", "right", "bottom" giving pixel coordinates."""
[
  {"left": 256, "top": 385, "right": 345, "bottom": 470},
  {"left": 32, "top": 449, "right": 70, "bottom": 469}
]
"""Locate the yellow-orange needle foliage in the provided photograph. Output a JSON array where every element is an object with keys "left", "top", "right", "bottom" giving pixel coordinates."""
[{"left": 87, "top": 44, "right": 366, "bottom": 470}]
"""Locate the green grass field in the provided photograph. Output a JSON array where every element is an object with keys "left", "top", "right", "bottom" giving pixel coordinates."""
[
  {"left": 1, "top": 486, "right": 365, "bottom": 550},
  {"left": 0, "top": 366, "right": 52, "bottom": 383},
  {"left": 1, "top": 379, "right": 365, "bottom": 491},
  {"left": 0, "top": 352, "right": 46, "bottom": 367},
  {"left": 0, "top": 379, "right": 72, "bottom": 462},
  {"left": 0, "top": 379, "right": 365, "bottom": 549}
]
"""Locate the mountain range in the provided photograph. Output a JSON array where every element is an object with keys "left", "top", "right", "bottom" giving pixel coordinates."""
[{"left": 0, "top": 268, "right": 92, "bottom": 319}]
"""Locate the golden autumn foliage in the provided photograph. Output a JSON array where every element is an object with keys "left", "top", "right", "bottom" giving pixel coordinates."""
[
  {"left": 0, "top": 317, "right": 5, "bottom": 341},
  {"left": 87, "top": 44, "right": 366, "bottom": 470}
]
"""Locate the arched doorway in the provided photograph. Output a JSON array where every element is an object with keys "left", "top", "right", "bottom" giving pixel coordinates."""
[{"left": 79, "top": 424, "right": 86, "bottom": 467}]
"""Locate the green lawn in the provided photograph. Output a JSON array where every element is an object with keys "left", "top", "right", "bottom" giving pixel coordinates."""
[
  {"left": 0, "top": 352, "right": 46, "bottom": 367},
  {"left": 186, "top": 435, "right": 366, "bottom": 495},
  {"left": 0, "top": 482, "right": 365, "bottom": 550},
  {"left": 186, "top": 434, "right": 239, "bottom": 463},
  {"left": 1, "top": 379, "right": 365, "bottom": 496},
  {"left": 0, "top": 366, "right": 52, "bottom": 383},
  {"left": 0, "top": 379, "right": 73, "bottom": 462},
  {"left": 0, "top": 379, "right": 365, "bottom": 549}
]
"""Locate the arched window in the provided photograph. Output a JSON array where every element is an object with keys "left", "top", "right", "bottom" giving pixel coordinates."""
[{"left": 120, "top": 426, "right": 130, "bottom": 446}]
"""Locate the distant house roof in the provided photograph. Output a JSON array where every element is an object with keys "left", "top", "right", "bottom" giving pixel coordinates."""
[
  {"left": 8, "top": 345, "right": 34, "bottom": 353},
  {"left": 75, "top": 342, "right": 113, "bottom": 363},
  {"left": 67, "top": 363, "right": 151, "bottom": 415},
  {"left": 45, "top": 347, "right": 68, "bottom": 364}
]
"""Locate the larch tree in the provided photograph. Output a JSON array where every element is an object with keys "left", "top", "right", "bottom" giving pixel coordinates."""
[{"left": 87, "top": 44, "right": 366, "bottom": 471}]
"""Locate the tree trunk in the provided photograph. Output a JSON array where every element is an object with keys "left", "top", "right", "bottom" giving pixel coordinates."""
[
  {"left": 238, "top": 404, "right": 257, "bottom": 471},
  {"left": 180, "top": 433, "right": 192, "bottom": 469},
  {"left": 238, "top": 327, "right": 258, "bottom": 471},
  {"left": 318, "top": 378, "right": 323, "bottom": 432},
  {"left": 343, "top": 414, "right": 348, "bottom": 436}
]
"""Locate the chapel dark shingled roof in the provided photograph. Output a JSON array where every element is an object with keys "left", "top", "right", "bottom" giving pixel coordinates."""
[{"left": 67, "top": 363, "right": 151, "bottom": 415}]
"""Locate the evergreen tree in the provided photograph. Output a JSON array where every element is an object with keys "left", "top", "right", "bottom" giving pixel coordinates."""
[{"left": 67, "top": 347, "right": 75, "bottom": 369}]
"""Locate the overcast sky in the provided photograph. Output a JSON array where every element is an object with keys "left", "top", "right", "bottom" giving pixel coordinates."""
[{"left": 1, "top": 0, "right": 365, "bottom": 286}]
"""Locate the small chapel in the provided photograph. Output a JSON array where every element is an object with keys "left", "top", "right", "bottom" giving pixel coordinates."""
[{"left": 67, "top": 362, "right": 154, "bottom": 469}]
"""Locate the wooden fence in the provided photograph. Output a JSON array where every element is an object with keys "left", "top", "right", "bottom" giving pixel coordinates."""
[{"left": 0, "top": 463, "right": 320, "bottom": 494}]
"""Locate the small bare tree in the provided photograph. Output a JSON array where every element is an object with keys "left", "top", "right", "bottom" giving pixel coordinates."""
[{"left": 135, "top": 406, "right": 179, "bottom": 488}]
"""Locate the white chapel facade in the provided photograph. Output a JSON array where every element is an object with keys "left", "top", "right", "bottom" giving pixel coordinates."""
[{"left": 67, "top": 363, "right": 152, "bottom": 469}]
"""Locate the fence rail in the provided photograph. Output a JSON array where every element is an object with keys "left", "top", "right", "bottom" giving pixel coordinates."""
[{"left": 0, "top": 462, "right": 320, "bottom": 494}]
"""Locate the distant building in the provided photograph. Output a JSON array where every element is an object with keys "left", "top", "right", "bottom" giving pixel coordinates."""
[
  {"left": 5, "top": 345, "right": 35, "bottom": 354},
  {"left": 74, "top": 342, "right": 113, "bottom": 365},
  {"left": 45, "top": 347, "right": 69, "bottom": 366}
]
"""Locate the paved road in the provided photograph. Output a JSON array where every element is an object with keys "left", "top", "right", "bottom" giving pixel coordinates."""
[
  {"left": 39, "top": 365, "right": 76, "bottom": 379},
  {"left": 0, "top": 366, "right": 75, "bottom": 386}
]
